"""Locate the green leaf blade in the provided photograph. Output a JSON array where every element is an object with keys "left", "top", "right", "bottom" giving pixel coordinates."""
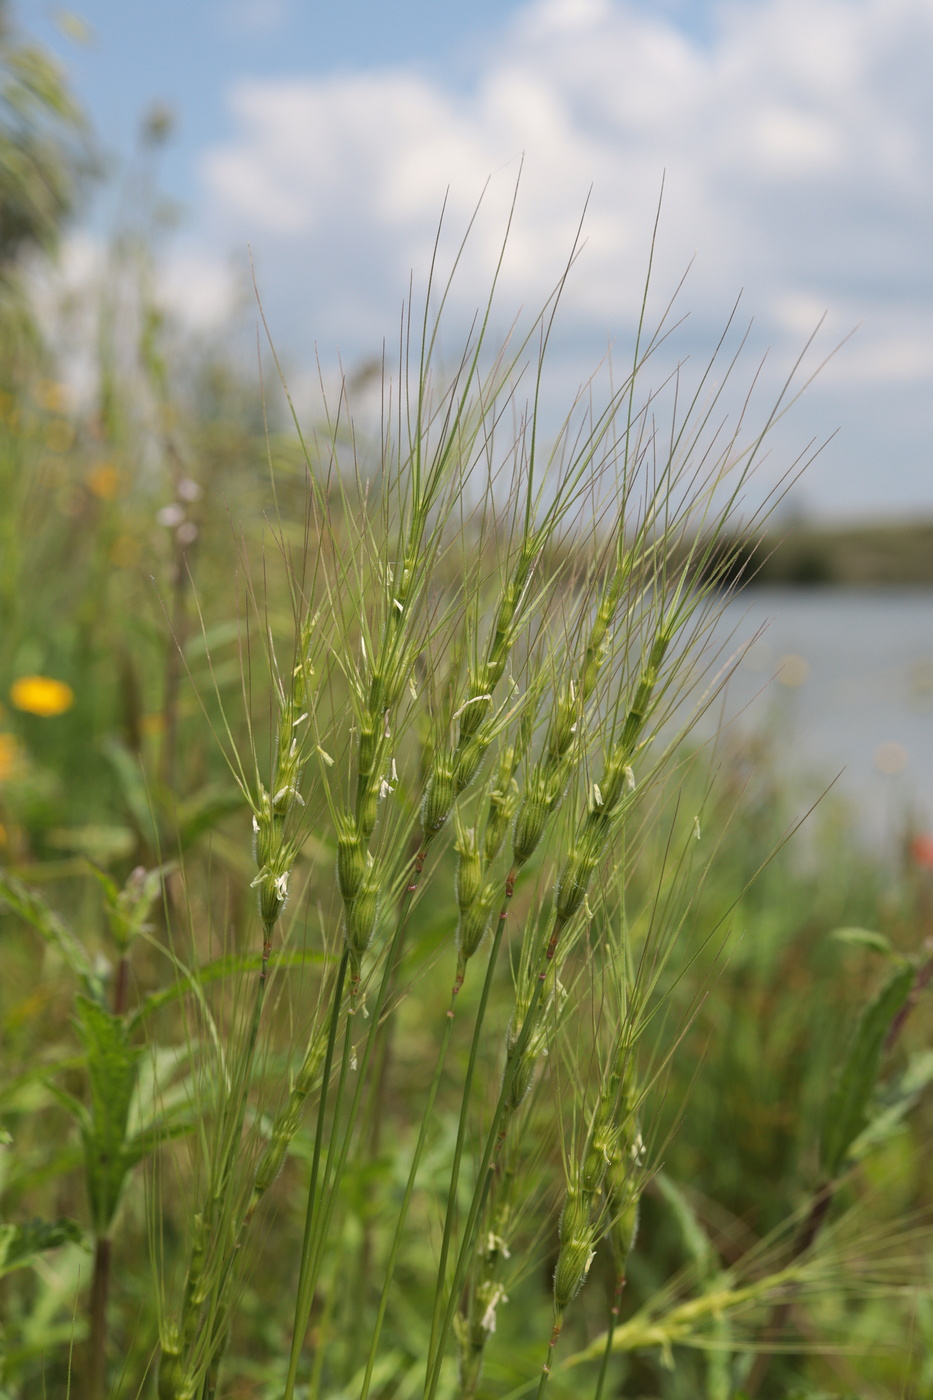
[{"left": 819, "top": 962, "right": 915, "bottom": 1180}]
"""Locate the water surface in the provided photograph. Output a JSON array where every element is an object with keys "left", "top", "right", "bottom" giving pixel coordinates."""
[{"left": 703, "top": 588, "right": 933, "bottom": 847}]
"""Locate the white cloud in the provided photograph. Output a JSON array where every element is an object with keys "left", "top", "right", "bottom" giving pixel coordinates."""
[
  {"left": 159, "top": 247, "right": 243, "bottom": 332},
  {"left": 31, "top": 230, "right": 244, "bottom": 411},
  {"left": 189, "top": 0, "right": 933, "bottom": 516}
]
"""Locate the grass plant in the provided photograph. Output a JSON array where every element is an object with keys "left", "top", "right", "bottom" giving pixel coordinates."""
[{"left": 1, "top": 190, "right": 932, "bottom": 1400}]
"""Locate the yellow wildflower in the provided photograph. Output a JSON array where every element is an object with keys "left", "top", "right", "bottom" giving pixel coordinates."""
[
  {"left": 0, "top": 732, "right": 23, "bottom": 780},
  {"left": 88, "top": 461, "right": 121, "bottom": 500},
  {"left": 10, "top": 675, "right": 74, "bottom": 717},
  {"left": 35, "top": 380, "right": 70, "bottom": 414}
]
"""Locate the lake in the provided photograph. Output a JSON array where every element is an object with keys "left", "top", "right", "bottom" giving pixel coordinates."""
[{"left": 697, "top": 589, "right": 933, "bottom": 852}]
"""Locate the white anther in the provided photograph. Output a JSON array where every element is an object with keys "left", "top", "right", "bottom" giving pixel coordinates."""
[
  {"left": 480, "top": 1283, "right": 509, "bottom": 1334},
  {"left": 452, "top": 694, "right": 492, "bottom": 721},
  {"left": 486, "top": 1232, "right": 511, "bottom": 1260}
]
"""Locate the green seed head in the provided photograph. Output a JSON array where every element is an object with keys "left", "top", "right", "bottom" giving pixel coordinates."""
[
  {"left": 607, "top": 1132, "right": 643, "bottom": 1267},
  {"left": 495, "top": 743, "right": 517, "bottom": 788},
  {"left": 489, "top": 590, "right": 519, "bottom": 666},
  {"left": 157, "top": 1326, "right": 186, "bottom": 1400},
  {"left": 358, "top": 715, "right": 378, "bottom": 779},
  {"left": 344, "top": 864, "right": 380, "bottom": 956},
  {"left": 548, "top": 683, "right": 578, "bottom": 762},
  {"left": 458, "top": 879, "right": 497, "bottom": 962},
  {"left": 512, "top": 765, "right": 550, "bottom": 865},
  {"left": 253, "top": 862, "right": 290, "bottom": 926},
  {"left": 272, "top": 756, "right": 301, "bottom": 817},
  {"left": 291, "top": 660, "right": 309, "bottom": 714},
  {"left": 482, "top": 746, "right": 518, "bottom": 862},
  {"left": 581, "top": 600, "right": 614, "bottom": 699},
  {"left": 582, "top": 1116, "right": 619, "bottom": 1195},
  {"left": 484, "top": 789, "right": 518, "bottom": 866},
  {"left": 506, "top": 1043, "right": 539, "bottom": 1112},
  {"left": 554, "top": 1187, "right": 598, "bottom": 1311},
  {"left": 252, "top": 794, "right": 278, "bottom": 871},
  {"left": 487, "top": 657, "right": 508, "bottom": 696},
  {"left": 611, "top": 1195, "right": 639, "bottom": 1269},
  {"left": 422, "top": 749, "right": 455, "bottom": 834},
  {"left": 599, "top": 750, "right": 636, "bottom": 815},
  {"left": 454, "top": 730, "right": 489, "bottom": 793},
  {"left": 383, "top": 648, "right": 413, "bottom": 710},
  {"left": 457, "top": 677, "right": 492, "bottom": 737},
  {"left": 336, "top": 815, "right": 366, "bottom": 903},
  {"left": 359, "top": 787, "right": 379, "bottom": 840},
  {"left": 555, "top": 844, "right": 597, "bottom": 921},
  {"left": 485, "top": 804, "right": 513, "bottom": 866},
  {"left": 504, "top": 976, "right": 562, "bottom": 1110},
  {"left": 454, "top": 824, "right": 483, "bottom": 912}
]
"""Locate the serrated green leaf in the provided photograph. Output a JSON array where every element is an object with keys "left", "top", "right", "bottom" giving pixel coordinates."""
[
  {"left": 0, "top": 871, "right": 101, "bottom": 1000},
  {"left": 73, "top": 996, "right": 142, "bottom": 1234},
  {"left": 43, "top": 1079, "right": 93, "bottom": 1135},
  {"left": 820, "top": 962, "right": 915, "bottom": 1179},
  {"left": 0, "top": 1217, "right": 87, "bottom": 1278},
  {"left": 830, "top": 926, "right": 895, "bottom": 956}
]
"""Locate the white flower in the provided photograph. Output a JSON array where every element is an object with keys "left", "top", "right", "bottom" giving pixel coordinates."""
[
  {"left": 479, "top": 1283, "right": 509, "bottom": 1334},
  {"left": 485, "top": 1232, "right": 510, "bottom": 1260},
  {"left": 156, "top": 503, "right": 185, "bottom": 528}
]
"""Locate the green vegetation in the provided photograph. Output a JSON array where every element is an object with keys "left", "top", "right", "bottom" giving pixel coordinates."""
[
  {"left": 699, "top": 519, "right": 933, "bottom": 588},
  {"left": 1, "top": 14, "right": 932, "bottom": 1400}
]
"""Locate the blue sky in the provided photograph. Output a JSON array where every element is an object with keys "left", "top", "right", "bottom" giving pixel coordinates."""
[{"left": 20, "top": 0, "right": 933, "bottom": 521}]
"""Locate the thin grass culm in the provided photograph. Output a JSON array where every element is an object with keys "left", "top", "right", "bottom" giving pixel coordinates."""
[{"left": 63, "top": 186, "right": 920, "bottom": 1400}]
